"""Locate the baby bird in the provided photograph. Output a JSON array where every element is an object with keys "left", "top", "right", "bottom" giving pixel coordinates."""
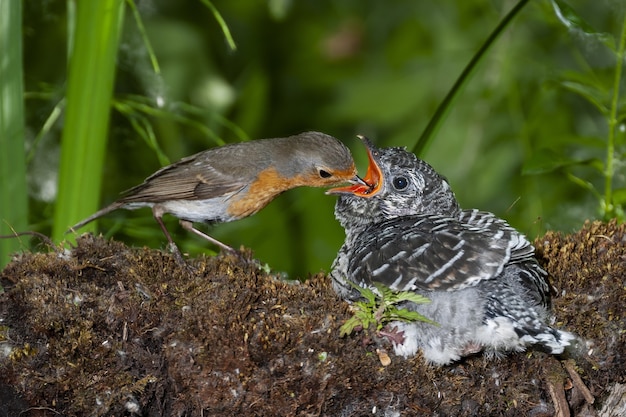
[
  {"left": 328, "top": 136, "right": 576, "bottom": 365},
  {"left": 69, "top": 131, "right": 363, "bottom": 252}
]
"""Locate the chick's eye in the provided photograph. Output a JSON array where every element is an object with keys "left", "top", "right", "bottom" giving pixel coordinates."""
[
  {"left": 318, "top": 169, "right": 332, "bottom": 178},
  {"left": 392, "top": 176, "right": 409, "bottom": 190}
]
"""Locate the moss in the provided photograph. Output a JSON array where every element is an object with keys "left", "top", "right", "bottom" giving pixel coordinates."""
[
  {"left": 535, "top": 220, "right": 626, "bottom": 394},
  {"left": 1, "top": 222, "right": 624, "bottom": 416}
]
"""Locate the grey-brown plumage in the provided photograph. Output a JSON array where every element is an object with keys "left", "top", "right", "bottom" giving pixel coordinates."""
[
  {"left": 69, "top": 132, "right": 363, "bottom": 252},
  {"left": 328, "top": 136, "right": 576, "bottom": 365}
]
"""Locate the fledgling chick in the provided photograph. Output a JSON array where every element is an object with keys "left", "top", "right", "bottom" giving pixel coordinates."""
[
  {"left": 69, "top": 131, "right": 364, "bottom": 253},
  {"left": 328, "top": 136, "right": 577, "bottom": 365}
]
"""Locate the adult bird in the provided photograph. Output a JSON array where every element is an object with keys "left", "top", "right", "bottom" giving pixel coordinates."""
[
  {"left": 69, "top": 132, "right": 364, "bottom": 253},
  {"left": 328, "top": 136, "right": 576, "bottom": 365}
]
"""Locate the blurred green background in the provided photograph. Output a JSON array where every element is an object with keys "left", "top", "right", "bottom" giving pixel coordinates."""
[{"left": 6, "top": 0, "right": 625, "bottom": 278}]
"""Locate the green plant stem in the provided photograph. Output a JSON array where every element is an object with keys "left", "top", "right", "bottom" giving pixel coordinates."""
[
  {"left": 0, "top": 0, "right": 28, "bottom": 268},
  {"left": 199, "top": 0, "right": 237, "bottom": 51},
  {"left": 412, "top": 0, "right": 530, "bottom": 156},
  {"left": 52, "top": 0, "right": 125, "bottom": 242},
  {"left": 126, "top": 0, "right": 161, "bottom": 74},
  {"left": 604, "top": 13, "right": 626, "bottom": 219}
]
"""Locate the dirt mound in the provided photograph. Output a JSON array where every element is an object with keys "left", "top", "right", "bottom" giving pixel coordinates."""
[{"left": 1, "top": 220, "right": 624, "bottom": 416}]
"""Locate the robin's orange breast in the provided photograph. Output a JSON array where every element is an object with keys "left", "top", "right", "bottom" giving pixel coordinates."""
[{"left": 226, "top": 167, "right": 309, "bottom": 219}]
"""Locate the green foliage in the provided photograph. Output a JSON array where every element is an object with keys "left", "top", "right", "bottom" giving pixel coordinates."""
[
  {"left": 413, "top": 0, "right": 531, "bottom": 156},
  {"left": 14, "top": 0, "right": 626, "bottom": 278},
  {"left": 339, "top": 282, "right": 437, "bottom": 337},
  {"left": 0, "top": 0, "right": 28, "bottom": 269},
  {"left": 52, "top": 0, "right": 126, "bottom": 243},
  {"left": 521, "top": 0, "right": 626, "bottom": 222}
]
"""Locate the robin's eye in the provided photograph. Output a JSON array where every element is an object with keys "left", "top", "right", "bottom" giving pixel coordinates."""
[
  {"left": 392, "top": 176, "right": 409, "bottom": 190},
  {"left": 318, "top": 169, "right": 332, "bottom": 178}
]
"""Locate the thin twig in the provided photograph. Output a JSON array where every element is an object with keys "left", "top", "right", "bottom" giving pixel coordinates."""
[{"left": 564, "top": 359, "right": 595, "bottom": 405}]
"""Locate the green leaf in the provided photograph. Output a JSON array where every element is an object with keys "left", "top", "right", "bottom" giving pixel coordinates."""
[
  {"left": 522, "top": 149, "right": 579, "bottom": 175},
  {"left": 550, "top": 0, "right": 615, "bottom": 51},
  {"left": 53, "top": 0, "right": 125, "bottom": 242},
  {"left": 126, "top": 0, "right": 160, "bottom": 75},
  {"left": 393, "top": 291, "right": 432, "bottom": 305},
  {"left": 349, "top": 281, "right": 378, "bottom": 304},
  {"left": 391, "top": 308, "right": 439, "bottom": 327},
  {"left": 339, "top": 316, "right": 362, "bottom": 337},
  {"left": 566, "top": 172, "right": 602, "bottom": 199},
  {"left": 558, "top": 78, "right": 609, "bottom": 115},
  {"left": 341, "top": 281, "right": 438, "bottom": 336},
  {"left": 199, "top": 0, "right": 237, "bottom": 51},
  {"left": 0, "top": 0, "right": 28, "bottom": 268}
]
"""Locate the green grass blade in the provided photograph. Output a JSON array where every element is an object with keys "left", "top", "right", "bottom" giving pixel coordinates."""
[
  {"left": 411, "top": 0, "right": 530, "bottom": 156},
  {"left": 604, "top": 12, "right": 626, "bottom": 220},
  {"left": 199, "top": 0, "right": 237, "bottom": 51},
  {"left": 126, "top": 0, "right": 161, "bottom": 74},
  {"left": 0, "top": 0, "right": 28, "bottom": 268},
  {"left": 52, "top": 0, "right": 125, "bottom": 242}
]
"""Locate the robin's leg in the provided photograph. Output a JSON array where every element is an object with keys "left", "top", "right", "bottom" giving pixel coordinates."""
[
  {"left": 178, "top": 220, "right": 235, "bottom": 253},
  {"left": 151, "top": 206, "right": 186, "bottom": 264}
]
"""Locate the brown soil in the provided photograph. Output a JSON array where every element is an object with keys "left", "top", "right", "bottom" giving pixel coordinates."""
[{"left": 1, "top": 220, "right": 624, "bottom": 416}]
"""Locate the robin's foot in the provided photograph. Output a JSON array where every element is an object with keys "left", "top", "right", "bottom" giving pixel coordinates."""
[
  {"left": 166, "top": 241, "right": 190, "bottom": 267},
  {"left": 179, "top": 220, "right": 236, "bottom": 253}
]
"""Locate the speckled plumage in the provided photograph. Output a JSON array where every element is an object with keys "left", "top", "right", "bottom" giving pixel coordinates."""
[{"left": 329, "top": 137, "right": 576, "bottom": 365}]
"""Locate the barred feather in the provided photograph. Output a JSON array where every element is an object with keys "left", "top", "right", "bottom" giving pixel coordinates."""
[{"left": 331, "top": 141, "right": 576, "bottom": 365}]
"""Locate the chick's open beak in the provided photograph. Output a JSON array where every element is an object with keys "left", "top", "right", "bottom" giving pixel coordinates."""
[{"left": 326, "top": 135, "right": 383, "bottom": 197}]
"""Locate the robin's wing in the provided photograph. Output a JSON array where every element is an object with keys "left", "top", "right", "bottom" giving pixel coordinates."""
[
  {"left": 119, "top": 145, "right": 271, "bottom": 203},
  {"left": 346, "top": 212, "right": 535, "bottom": 292}
]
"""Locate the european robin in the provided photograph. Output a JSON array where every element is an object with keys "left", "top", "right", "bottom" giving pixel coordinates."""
[
  {"left": 69, "top": 131, "right": 364, "bottom": 253},
  {"left": 327, "top": 136, "right": 576, "bottom": 365}
]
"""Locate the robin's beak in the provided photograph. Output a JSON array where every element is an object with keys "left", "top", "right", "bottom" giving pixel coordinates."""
[
  {"left": 349, "top": 175, "right": 368, "bottom": 186},
  {"left": 326, "top": 135, "right": 383, "bottom": 197}
]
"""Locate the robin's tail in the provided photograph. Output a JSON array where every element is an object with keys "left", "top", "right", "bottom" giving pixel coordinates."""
[{"left": 66, "top": 201, "right": 125, "bottom": 234}]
